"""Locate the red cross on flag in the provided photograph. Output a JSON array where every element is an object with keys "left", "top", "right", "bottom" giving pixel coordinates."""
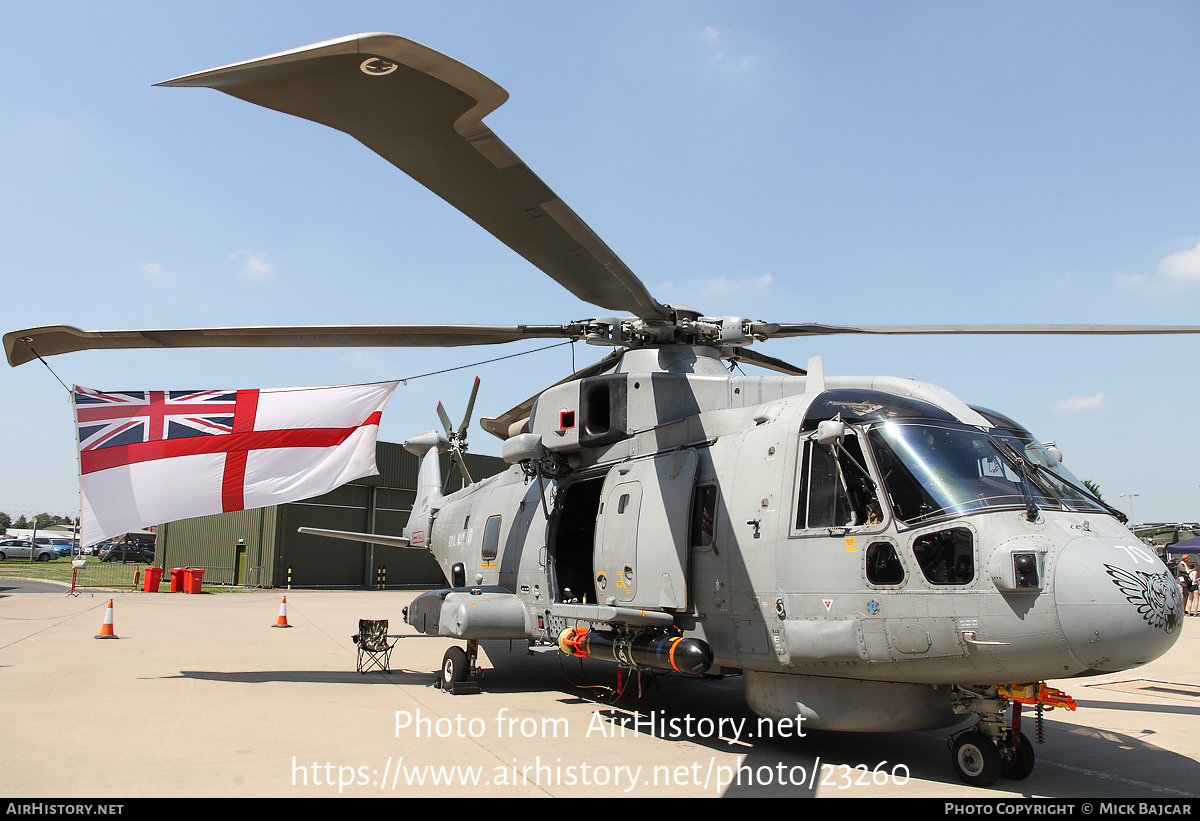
[{"left": 73, "top": 381, "right": 399, "bottom": 547}]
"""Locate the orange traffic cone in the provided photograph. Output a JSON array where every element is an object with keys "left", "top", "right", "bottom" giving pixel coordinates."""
[
  {"left": 273, "top": 596, "right": 291, "bottom": 628},
  {"left": 95, "top": 599, "right": 118, "bottom": 639}
]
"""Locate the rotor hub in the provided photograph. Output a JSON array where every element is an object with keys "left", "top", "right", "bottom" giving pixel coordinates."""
[{"left": 581, "top": 307, "right": 763, "bottom": 349}]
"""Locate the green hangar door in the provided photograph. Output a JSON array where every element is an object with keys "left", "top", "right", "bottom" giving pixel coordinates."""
[{"left": 280, "top": 486, "right": 439, "bottom": 587}]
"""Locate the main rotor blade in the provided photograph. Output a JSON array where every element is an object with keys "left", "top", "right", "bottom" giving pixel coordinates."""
[
  {"left": 722, "top": 347, "right": 807, "bottom": 376},
  {"left": 761, "top": 323, "right": 1200, "bottom": 338},
  {"left": 158, "top": 33, "right": 669, "bottom": 320},
  {"left": 4, "top": 323, "right": 575, "bottom": 367}
]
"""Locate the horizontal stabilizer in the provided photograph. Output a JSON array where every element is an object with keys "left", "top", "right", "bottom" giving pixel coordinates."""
[{"left": 297, "top": 526, "right": 412, "bottom": 548}]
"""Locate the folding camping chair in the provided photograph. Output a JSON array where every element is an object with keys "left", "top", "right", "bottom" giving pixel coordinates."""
[{"left": 353, "top": 619, "right": 397, "bottom": 674}]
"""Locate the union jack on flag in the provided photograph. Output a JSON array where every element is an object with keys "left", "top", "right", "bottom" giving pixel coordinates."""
[
  {"left": 72, "top": 381, "right": 398, "bottom": 547},
  {"left": 75, "top": 389, "right": 241, "bottom": 454}
]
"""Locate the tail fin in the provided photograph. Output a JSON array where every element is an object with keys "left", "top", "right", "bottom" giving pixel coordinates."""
[{"left": 402, "top": 431, "right": 447, "bottom": 547}]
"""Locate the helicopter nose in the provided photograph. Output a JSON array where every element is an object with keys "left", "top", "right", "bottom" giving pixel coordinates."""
[{"left": 1054, "top": 536, "right": 1183, "bottom": 673}]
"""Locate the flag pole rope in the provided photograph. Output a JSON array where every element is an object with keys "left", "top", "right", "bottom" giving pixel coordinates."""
[
  {"left": 20, "top": 339, "right": 72, "bottom": 394},
  {"left": 396, "top": 341, "right": 574, "bottom": 385}
]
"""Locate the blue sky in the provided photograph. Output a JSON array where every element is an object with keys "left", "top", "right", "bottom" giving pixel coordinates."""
[{"left": 2, "top": 1, "right": 1198, "bottom": 525}]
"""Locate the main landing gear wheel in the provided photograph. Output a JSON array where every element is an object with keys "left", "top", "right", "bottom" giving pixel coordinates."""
[
  {"left": 442, "top": 646, "right": 469, "bottom": 685},
  {"left": 999, "top": 731, "right": 1035, "bottom": 781},
  {"left": 951, "top": 730, "right": 1001, "bottom": 786}
]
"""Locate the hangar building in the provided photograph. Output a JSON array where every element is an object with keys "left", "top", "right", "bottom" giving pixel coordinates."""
[{"left": 154, "top": 442, "right": 507, "bottom": 588}]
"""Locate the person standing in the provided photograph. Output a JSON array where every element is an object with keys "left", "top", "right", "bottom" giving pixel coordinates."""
[
  {"left": 1178, "top": 556, "right": 1192, "bottom": 614},
  {"left": 1187, "top": 557, "right": 1200, "bottom": 617}
]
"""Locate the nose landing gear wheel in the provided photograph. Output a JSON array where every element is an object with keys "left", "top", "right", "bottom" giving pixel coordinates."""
[
  {"left": 951, "top": 730, "right": 1001, "bottom": 786},
  {"left": 999, "top": 731, "right": 1035, "bottom": 780},
  {"left": 442, "top": 646, "right": 469, "bottom": 685}
]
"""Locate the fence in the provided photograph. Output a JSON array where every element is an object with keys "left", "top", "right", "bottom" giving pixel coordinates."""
[
  {"left": 70, "top": 561, "right": 143, "bottom": 591},
  {"left": 174, "top": 565, "right": 267, "bottom": 588},
  {"left": 69, "top": 562, "right": 267, "bottom": 590}
]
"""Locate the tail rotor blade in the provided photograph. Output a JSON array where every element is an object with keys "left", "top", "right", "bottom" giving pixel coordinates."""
[
  {"left": 458, "top": 376, "right": 480, "bottom": 438},
  {"left": 436, "top": 402, "right": 453, "bottom": 437},
  {"left": 451, "top": 449, "right": 474, "bottom": 486}
]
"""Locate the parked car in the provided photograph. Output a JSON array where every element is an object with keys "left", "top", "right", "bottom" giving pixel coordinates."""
[
  {"left": 0, "top": 539, "right": 57, "bottom": 562},
  {"left": 99, "top": 544, "right": 155, "bottom": 563},
  {"left": 83, "top": 541, "right": 111, "bottom": 557},
  {"left": 35, "top": 537, "right": 74, "bottom": 557}
]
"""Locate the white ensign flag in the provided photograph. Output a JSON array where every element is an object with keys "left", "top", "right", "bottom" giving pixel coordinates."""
[{"left": 73, "top": 381, "right": 399, "bottom": 547}]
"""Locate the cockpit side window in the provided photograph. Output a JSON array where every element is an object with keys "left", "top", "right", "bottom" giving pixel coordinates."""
[
  {"left": 797, "top": 439, "right": 852, "bottom": 529},
  {"left": 796, "top": 435, "right": 879, "bottom": 530}
]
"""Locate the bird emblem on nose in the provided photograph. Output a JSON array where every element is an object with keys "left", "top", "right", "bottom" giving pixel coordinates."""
[{"left": 1104, "top": 564, "right": 1182, "bottom": 632}]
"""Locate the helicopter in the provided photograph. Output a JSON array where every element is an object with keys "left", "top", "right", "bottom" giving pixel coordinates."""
[{"left": 4, "top": 33, "right": 1197, "bottom": 788}]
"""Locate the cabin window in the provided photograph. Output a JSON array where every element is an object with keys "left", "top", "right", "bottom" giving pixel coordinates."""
[
  {"left": 482, "top": 514, "right": 502, "bottom": 561},
  {"left": 617, "top": 493, "right": 630, "bottom": 514},
  {"left": 911, "top": 527, "right": 974, "bottom": 585},
  {"left": 865, "top": 541, "right": 905, "bottom": 585},
  {"left": 691, "top": 484, "right": 717, "bottom": 548}
]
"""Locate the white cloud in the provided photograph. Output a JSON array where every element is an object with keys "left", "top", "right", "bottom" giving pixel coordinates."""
[
  {"left": 1114, "top": 236, "right": 1200, "bottom": 292},
  {"left": 231, "top": 250, "right": 275, "bottom": 279},
  {"left": 1051, "top": 392, "right": 1107, "bottom": 413},
  {"left": 703, "top": 272, "right": 773, "bottom": 294},
  {"left": 689, "top": 25, "right": 761, "bottom": 74},
  {"left": 704, "top": 276, "right": 735, "bottom": 295},
  {"left": 139, "top": 262, "right": 164, "bottom": 277},
  {"left": 1113, "top": 272, "right": 1148, "bottom": 291},
  {"left": 1159, "top": 238, "right": 1200, "bottom": 284}
]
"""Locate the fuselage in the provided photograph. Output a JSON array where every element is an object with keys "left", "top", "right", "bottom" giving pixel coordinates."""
[{"left": 410, "top": 346, "right": 1182, "bottom": 718}]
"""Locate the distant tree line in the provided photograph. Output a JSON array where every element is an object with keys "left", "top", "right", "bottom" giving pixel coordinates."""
[{"left": 0, "top": 512, "right": 79, "bottom": 531}]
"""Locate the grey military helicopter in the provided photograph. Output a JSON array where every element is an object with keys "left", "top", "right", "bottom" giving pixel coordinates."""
[{"left": 5, "top": 33, "right": 1196, "bottom": 787}]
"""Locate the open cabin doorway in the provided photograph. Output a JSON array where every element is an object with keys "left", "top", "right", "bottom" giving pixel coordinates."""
[{"left": 548, "top": 475, "right": 603, "bottom": 603}]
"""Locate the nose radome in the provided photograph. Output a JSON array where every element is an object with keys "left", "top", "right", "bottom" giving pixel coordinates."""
[{"left": 1054, "top": 536, "right": 1183, "bottom": 673}]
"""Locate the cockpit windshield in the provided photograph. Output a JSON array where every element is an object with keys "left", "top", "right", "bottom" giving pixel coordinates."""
[
  {"left": 985, "top": 427, "right": 1106, "bottom": 513},
  {"left": 867, "top": 421, "right": 1106, "bottom": 526}
]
